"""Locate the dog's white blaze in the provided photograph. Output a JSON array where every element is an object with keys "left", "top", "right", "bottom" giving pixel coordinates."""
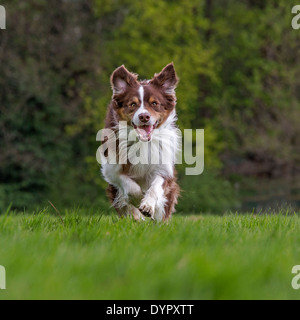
[
  {"left": 133, "top": 85, "right": 152, "bottom": 125},
  {"left": 139, "top": 85, "right": 145, "bottom": 110}
]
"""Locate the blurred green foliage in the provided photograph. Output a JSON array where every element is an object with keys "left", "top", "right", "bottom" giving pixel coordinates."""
[{"left": 0, "top": 0, "right": 299, "bottom": 212}]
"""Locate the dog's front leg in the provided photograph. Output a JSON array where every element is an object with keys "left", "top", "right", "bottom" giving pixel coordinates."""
[
  {"left": 139, "top": 176, "right": 167, "bottom": 221},
  {"left": 108, "top": 174, "right": 144, "bottom": 220},
  {"left": 118, "top": 174, "right": 143, "bottom": 199},
  {"left": 102, "top": 164, "right": 142, "bottom": 198},
  {"left": 102, "top": 164, "right": 144, "bottom": 218}
]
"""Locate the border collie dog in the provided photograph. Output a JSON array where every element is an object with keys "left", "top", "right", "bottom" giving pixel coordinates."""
[{"left": 101, "top": 63, "right": 180, "bottom": 221}]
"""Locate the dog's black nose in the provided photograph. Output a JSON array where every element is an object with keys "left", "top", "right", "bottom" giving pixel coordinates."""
[{"left": 138, "top": 113, "right": 150, "bottom": 123}]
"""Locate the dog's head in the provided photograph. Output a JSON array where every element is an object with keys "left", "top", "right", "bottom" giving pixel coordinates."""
[{"left": 110, "top": 63, "right": 179, "bottom": 141}]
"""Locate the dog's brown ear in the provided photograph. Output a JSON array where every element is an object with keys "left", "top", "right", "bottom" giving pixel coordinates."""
[
  {"left": 150, "top": 63, "right": 179, "bottom": 94},
  {"left": 110, "top": 65, "right": 138, "bottom": 96}
]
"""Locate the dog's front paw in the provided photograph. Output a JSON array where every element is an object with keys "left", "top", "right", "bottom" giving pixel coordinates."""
[{"left": 139, "top": 198, "right": 155, "bottom": 219}]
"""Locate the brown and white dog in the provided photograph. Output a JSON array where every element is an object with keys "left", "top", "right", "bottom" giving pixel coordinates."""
[{"left": 101, "top": 63, "right": 180, "bottom": 221}]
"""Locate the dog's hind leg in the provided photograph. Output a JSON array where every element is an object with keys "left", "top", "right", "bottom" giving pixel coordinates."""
[{"left": 163, "top": 179, "right": 180, "bottom": 221}]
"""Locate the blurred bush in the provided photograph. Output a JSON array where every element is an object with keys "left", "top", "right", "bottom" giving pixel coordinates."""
[
  {"left": 0, "top": 0, "right": 102, "bottom": 211},
  {"left": 177, "top": 172, "right": 239, "bottom": 214}
]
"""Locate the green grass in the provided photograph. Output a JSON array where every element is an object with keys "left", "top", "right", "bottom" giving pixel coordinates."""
[{"left": 0, "top": 209, "right": 300, "bottom": 300}]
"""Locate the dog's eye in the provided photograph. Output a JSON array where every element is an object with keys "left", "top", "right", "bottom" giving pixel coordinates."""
[
  {"left": 152, "top": 102, "right": 158, "bottom": 106},
  {"left": 130, "top": 103, "right": 137, "bottom": 108}
]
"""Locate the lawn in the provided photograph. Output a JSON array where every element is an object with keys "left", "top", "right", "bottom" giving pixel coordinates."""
[{"left": 0, "top": 208, "right": 300, "bottom": 300}]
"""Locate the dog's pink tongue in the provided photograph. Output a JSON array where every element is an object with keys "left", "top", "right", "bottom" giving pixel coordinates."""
[
  {"left": 139, "top": 125, "right": 152, "bottom": 134},
  {"left": 143, "top": 125, "right": 152, "bottom": 134}
]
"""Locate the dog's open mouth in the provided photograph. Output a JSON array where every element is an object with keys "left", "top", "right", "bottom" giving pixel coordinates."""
[{"left": 132, "top": 121, "right": 159, "bottom": 142}]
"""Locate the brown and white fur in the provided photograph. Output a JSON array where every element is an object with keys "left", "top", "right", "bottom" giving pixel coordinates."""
[{"left": 101, "top": 63, "right": 180, "bottom": 221}]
